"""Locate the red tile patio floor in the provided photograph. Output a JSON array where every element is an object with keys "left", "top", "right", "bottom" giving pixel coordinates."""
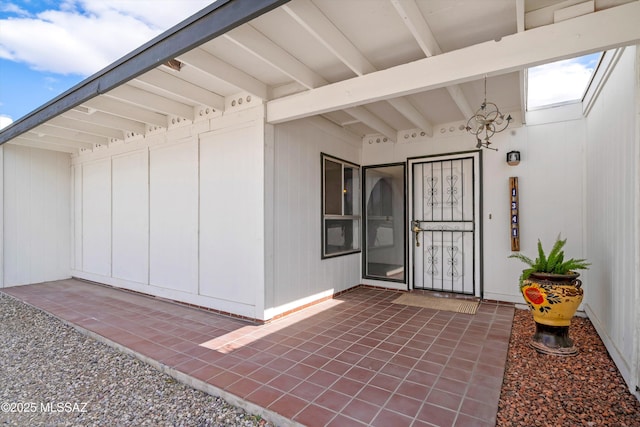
[{"left": 2, "top": 279, "right": 514, "bottom": 427}]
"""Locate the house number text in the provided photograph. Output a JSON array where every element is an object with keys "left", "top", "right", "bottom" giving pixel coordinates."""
[{"left": 510, "top": 177, "right": 520, "bottom": 251}]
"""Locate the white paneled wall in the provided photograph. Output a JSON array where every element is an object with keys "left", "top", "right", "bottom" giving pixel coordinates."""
[
  {"left": 71, "top": 165, "right": 82, "bottom": 271},
  {"left": 112, "top": 150, "right": 149, "bottom": 284},
  {"left": 2, "top": 145, "right": 70, "bottom": 286},
  {"left": 149, "top": 139, "right": 199, "bottom": 293},
  {"left": 71, "top": 108, "right": 266, "bottom": 319},
  {"left": 268, "top": 118, "right": 361, "bottom": 319},
  {"left": 200, "top": 124, "right": 263, "bottom": 307},
  {"left": 81, "top": 159, "right": 111, "bottom": 277},
  {"left": 584, "top": 46, "right": 638, "bottom": 393}
]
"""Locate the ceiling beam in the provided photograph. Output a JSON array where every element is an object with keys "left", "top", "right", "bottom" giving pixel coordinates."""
[
  {"left": 516, "top": 0, "right": 526, "bottom": 32},
  {"left": 177, "top": 49, "right": 269, "bottom": 100},
  {"left": 345, "top": 107, "right": 397, "bottom": 142},
  {"left": 267, "top": 1, "right": 640, "bottom": 123},
  {"left": 63, "top": 109, "right": 147, "bottom": 134},
  {"left": 106, "top": 85, "right": 194, "bottom": 120},
  {"left": 48, "top": 116, "right": 124, "bottom": 139},
  {"left": 386, "top": 98, "right": 433, "bottom": 137},
  {"left": 282, "top": 0, "right": 376, "bottom": 76},
  {"left": 284, "top": 0, "right": 432, "bottom": 135},
  {"left": 391, "top": 0, "right": 474, "bottom": 119},
  {"left": 10, "top": 138, "right": 78, "bottom": 153},
  {"left": 34, "top": 124, "right": 106, "bottom": 145},
  {"left": 22, "top": 131, "right": 94, "bottom": 149},
  {"left": 390, "top": 0, "right": 439, "bottom": 56},
  {"left": 516, "top": 0, "right": 527, "bottom": 124},
  {"left": 134, "top": 69, "right": 225, "bottom": 110},
  {"left": 224, "top": 24, "right": 326, "bottom": 89},
  {"left": 83, "top": 97, "right": 167, "bottom": 128}
]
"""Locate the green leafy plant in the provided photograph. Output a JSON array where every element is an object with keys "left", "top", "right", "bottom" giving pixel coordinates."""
[{"left": 509, "top": 236, "right": 590, "bottom": 283}]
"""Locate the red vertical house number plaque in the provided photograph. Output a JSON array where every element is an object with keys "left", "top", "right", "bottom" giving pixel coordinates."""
[{"left": 510, "top": 177, "right": 520, "bottom": 251}]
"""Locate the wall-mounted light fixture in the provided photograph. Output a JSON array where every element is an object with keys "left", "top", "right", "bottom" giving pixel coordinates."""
[{"left": 506, "top": 150, "right": 521, "bottom": 166}]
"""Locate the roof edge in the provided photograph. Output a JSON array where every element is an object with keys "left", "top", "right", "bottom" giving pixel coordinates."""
[{"left": 0, "top": 0, "right": 290, "bottom": 146}]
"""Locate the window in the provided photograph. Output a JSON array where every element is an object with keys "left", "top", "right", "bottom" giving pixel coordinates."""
[
  {"left": 322, "top": 154, "right": 360, "bottom": 258},
  {"left": 527, "top": 52, "right": 602, "bottom": 110}
]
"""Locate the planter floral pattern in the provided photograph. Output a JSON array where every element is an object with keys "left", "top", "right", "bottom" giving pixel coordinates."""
[
  {"left": 520, "top": 275, "right": 583, "bottom": 327},
  {"left": 521, "top": 282, "right": 564, "bottom": 312}
]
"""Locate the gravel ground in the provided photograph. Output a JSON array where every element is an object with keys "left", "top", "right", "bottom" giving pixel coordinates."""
[
  {"left": 497, "top": 307, "right": 640, "bottom": 427},
  {"left": 0, "top": 293, "right": 275, "bottom": 427}
]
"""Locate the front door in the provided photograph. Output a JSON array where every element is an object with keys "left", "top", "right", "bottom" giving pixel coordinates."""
[{"left": 409, "top": 152, "right": 481, "bottom": 296}]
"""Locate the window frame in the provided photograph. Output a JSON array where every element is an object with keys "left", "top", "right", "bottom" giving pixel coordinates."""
[
  {"left": 526, "top": 51, "right": 604, "bottom": 111},
  {"left": 321, "top": 153, "right": 361, "bottom": 259}
]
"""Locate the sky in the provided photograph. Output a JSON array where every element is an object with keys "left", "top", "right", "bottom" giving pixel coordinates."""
[
  {"left": 527, "top": 53, "right": 601, "bottom": 110},
  {"left": 0, "top": 0, "right": 213, "bottom": 128}
]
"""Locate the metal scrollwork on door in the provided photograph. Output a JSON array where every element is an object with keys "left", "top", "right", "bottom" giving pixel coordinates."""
[
  {"left": 445, "top": 174, "right": 459, "bottom": 207},
  {"left": 426, "top": 245, "right": 439, "bottom": 275},
  {"left": 425, "top": 177, "right": 438, "bottom": 207},
  {"left": 412, "top": 156, "right": 476, "bottom": 295},
  {"left": 446, "top": 245, "right": 460, "bottom": 278}
]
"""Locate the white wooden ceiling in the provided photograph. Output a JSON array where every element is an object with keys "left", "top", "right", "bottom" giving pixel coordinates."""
[{"left": 7, "top": 0, "right": 640, "bottom": 154}]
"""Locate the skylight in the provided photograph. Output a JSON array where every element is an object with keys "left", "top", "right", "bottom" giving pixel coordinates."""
[{"left": 527, "top": 52, "right": 602, "bottom": 110}]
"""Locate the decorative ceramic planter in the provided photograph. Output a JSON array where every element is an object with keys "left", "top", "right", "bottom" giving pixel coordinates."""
[{"left": 520, "top": 271, "right": 583, "bottom": 356}]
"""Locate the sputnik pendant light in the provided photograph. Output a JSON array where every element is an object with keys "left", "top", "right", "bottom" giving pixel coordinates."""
[{"left": 465, "top": 76, "right": 512, "bottom": 150}]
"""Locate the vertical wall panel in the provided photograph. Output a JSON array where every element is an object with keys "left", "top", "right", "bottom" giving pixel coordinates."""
[
  {"left": 3, "top": 145, "right": 70, "bottom": 286},
  {"left": 271, "top": 118, "right": 361, "bottom": 315},
  {"left": 112, "top": 150, "right": 149, "bottom": 284},
  {"left": 30, "top": 149, "right": 69, "bottom": 281},
  {"left": 584, "top": 46, "right": 637, "bottom": 389},
  {"left": 149, "top": 139, "right": 198, "bottom": 293},
  {"left": 2, "top": 145, "right": 22, "bottom": 285},
  {"left": 199, "top": 124, "right": 263, "bottom": 305},
  {"left": 70, "top": 111, "right": 266, "bottom": 318},
  {"left": 82, "top": 158, "right": 111, "bottom": 277},
  {"left": 72, "top": 164, "right": 82, "bottom": 270}
]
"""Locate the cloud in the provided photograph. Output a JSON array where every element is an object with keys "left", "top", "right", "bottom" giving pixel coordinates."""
[
  {"left": 0, "top": 2, "right": 29, "bottom": 16},
  {"left": 528, "top": 54, "right": 600, "bottom": 109},
  {"left": 0, "top": 115, "right": 13, "bottom": 129},
  {"left": 79, "top": 0, "right": 213, "bottom": 29},
  {"left": 0, "top": 0, "right": 213, "bottom": 76}
]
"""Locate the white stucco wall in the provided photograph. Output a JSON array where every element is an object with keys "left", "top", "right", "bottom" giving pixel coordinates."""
[
  {"left": 584, "top": 45, "right": 639, "bottom": 395},
  {"left": 267, "top": 117, "right": 362, "bottom": 319},
  {"left": 71, "top": 105, "right": 267, "bottom": 319},
  {"left": 2, "top": 144, "right": 70, "bottom": 287}
]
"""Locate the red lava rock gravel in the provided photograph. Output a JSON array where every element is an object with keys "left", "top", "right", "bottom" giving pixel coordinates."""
[{"left": 497, "top": 308, "right": 640, "bottom": 427}]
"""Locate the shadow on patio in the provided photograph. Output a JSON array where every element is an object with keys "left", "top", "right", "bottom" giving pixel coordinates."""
[{"left": 2, "top": 279, "right": 514, "bottom": 427}]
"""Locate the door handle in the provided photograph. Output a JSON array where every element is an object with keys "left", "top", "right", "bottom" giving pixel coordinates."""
[{"left": 412, "top": 220, "right": 424, "bottom": 247}]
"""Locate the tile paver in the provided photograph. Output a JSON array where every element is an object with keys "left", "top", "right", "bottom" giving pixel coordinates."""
[{"left": 2, "top": 279, "right": 514, "bottom": 427}]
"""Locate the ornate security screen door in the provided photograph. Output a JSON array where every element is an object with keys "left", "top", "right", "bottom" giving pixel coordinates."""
[{"left": 409, "top": 152, "right": 481, "bottom": 296}]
